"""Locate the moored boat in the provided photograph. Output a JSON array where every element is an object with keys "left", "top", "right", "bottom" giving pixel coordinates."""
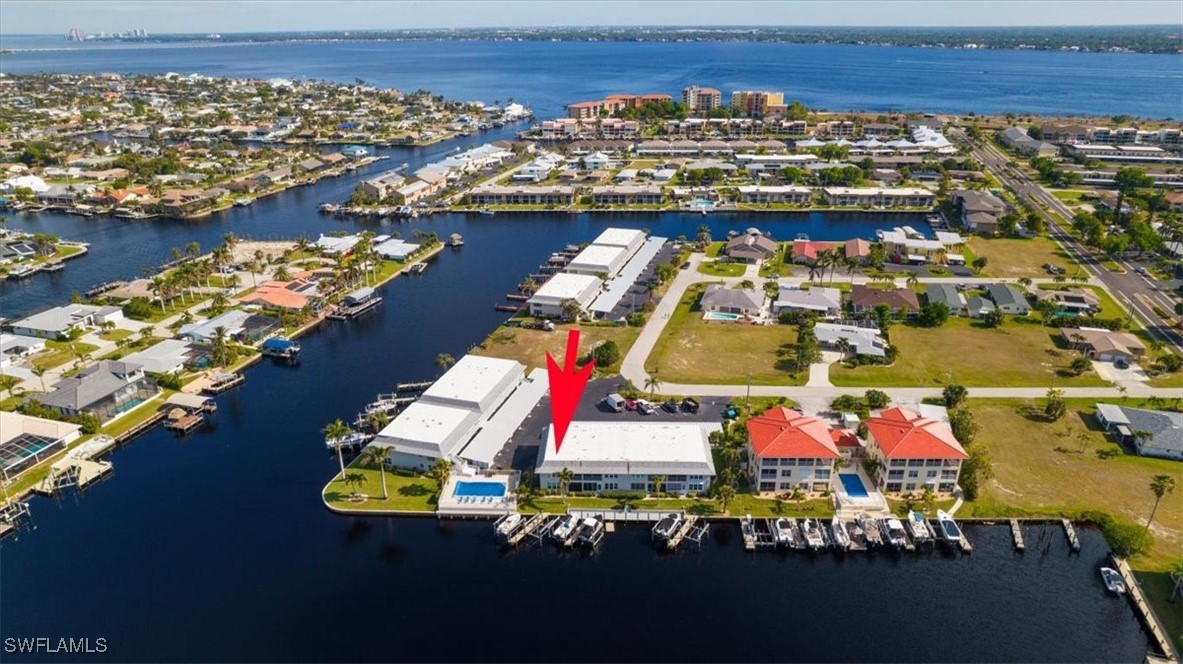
[
  {"left": 651, "top": 513, "right": 682, "bottom": 542},
  {"left": 324, "top": 431, "right": 370, "bottom": 450},
  {"left": 830, "top": 516, "right": 851, "bottom": 550},
  {"left": 551, "top": 514, "right": 581, "bottom": 542},
  {"left": 800, "top": 518, "right": 826, "bottom": 551},
  {"left": 860, "top": 513, "right": 884, "bottom": 547},
  {"left": 493, "top": 513, "right": 523, "bottom": 543},
  {"left": 577, "top": 517, "right": 605, "bottom": 548},
  {"left": 936, "top": 510, "right": 963, "bottom": 544},
  {"left": 1099, "top": 567, "right": 1127, "bottom": 595},
  {"left": 883, "top": 517, "right": 909, "bottom": 549},
  {"left": 906, "top": 511, "right": 934, "bottom": 545},
  {"left": 773, "top": 517, "right": 795, "bottom": 547}
]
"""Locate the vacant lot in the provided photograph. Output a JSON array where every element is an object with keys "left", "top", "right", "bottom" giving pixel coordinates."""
[
  {"left": 830, "top": 316, "right": 1109, "bottom": 387},
  {"left": 696, "top": 260, "right": 748, "bottom": 277},
  {"left": 966, "top": 236, "right": 1076, "bottom": 277},
  {"left": 474, "top": 323, "right": 640, "bottom": 374},
  {"left": 959, "top": 398, "right": 1183, "bottom": 645},
  {"left": 647, "top": 283, "right": 805, "bottom": 385},
  {"left": 31, "top": 340, "right": 100, "bottom": 371}
]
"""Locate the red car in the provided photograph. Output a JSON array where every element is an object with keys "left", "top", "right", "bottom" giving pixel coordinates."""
[{"left": 624, "top": 399, "right": 638, "bottom": 411}]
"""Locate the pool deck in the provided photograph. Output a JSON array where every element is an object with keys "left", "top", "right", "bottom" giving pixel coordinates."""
[{"left": 436, "top": 473, "right": 517, "bottom": 517}]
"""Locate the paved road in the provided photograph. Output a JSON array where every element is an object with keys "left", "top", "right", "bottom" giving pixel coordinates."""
[{"left": 952, "top": 128, "right": 1183, "bottom": 355}]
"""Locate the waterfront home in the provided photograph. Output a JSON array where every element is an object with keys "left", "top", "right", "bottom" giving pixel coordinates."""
[
  {"left": 746, "top": 407, "right": 841, "bottom": 494},
  {"left": 0, "top": 333, "right": 46, "bottom": 367},
  {"left": 9, "top": 304, "right": 121, "bottom": 339},
  {"left": 1059, "top": 327, "right": 1146, "bottom": 363},
  {"left": 822, "top": 186, "right": 936, "bottom": 208},
  {"left": 565, "top": 244, "right": 630, "bottom": 279},
  {"left": 879, "top": 229, "right": 947, "bottom": 264},
  {"left": 33, "top": 360, "right": 160, "bottom": 423},
  {"left": 121, "top": 339, "right": 201, "bottom": 374},
  {"left": 735, "top": 185, "right": 813, "bottom": 204},
  {"left": 984, "top": 283, "right": 1031, "bottom": 315},
  {"left": 951, "top": 189, "right": 1006, "bottom": 235},
  {"left": 357, "top": 170, "right": 407, "bottom": 202},
  {"left": 0, "top": 411, "right": 83, "bottom": 481},
  {"left": 864, "top": 407, "right": 967, "bottom": 495},
  {"left": 1094, "top": 404, "right": 1183, "bottom": 461},
  {"left": 240, "top": 273, "right": 326, "bottom": 313},
  {"left": 1033, "top": 287, "right": 1100, "bottom": 315},
  {"left": 699, "top": 284, "right": 765, "bottom": 317},
  {"left": 511, "top": 153, "right": 563, "bottom": 182},
  {"left": 733, "top": 153, "right": 819, "bottom": 172},
  {"left": 374, "top": 238, "right": 419, "bottom": 261},
  {"left": 373, "top": 355, "right": 526, "bottom": 470},
  {"left": 815, "top": 321, "right": 887, "bottom": 357},
  {"left": 924, "top": 283, "right": 967, "bottom": 315},
  {"left": 536, "top": 422, "right": 718, "bottom": 495},
  {"left": 527, "top": 273, "right": 603, "bottom": 319},
  {"left": 467, "top": 185, "right": 575, "bottom": 206},
  {"left": 314, "top": 233, "right": 361, "bottom": 255},
  {"left": 849, "top": 285, "right": 920, "bottom": 317},
  {"left": 774, "top": 283, "right": 843, "bottom": 318},
  {"left": 178, "top": 310, "right": 280, "bottom": 344},
  {"left": 156, "top": 188, "right": 208, "bottom": 217},
  {"left": 792, "top": 239, "right": 839, "bottom": 264},
  {"left": 724, "top": 229, "right": 778, "bottom": 263},
  {"left": 590, "top": 185, "right": 663, "bottom": 206},
  {"left": 845, "top": 238, "right": 872, "bottom": 262}
]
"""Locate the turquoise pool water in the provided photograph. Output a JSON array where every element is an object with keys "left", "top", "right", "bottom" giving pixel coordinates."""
[
  {"left": 704, "top": 312, "right": 742, "bottom": 321},
  {"left": 839, "top": 474, "right": 869, "bottom": 498},
  {"left": 453, "top": 481, "right": 506, "bottom": 498}
]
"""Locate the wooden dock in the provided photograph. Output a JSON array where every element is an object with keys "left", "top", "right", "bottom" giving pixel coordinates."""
[
  {"left": 958, "top": 535, "right": 974, "bottom": 554},
  {"left": 1112, "top": 557, "right": 1178, "bottom": 661},
  {"left": 1010, "top": 519, "right": 1026, "bottom": 552},
  {"left": 1062, "top": 519, "right": 1081, "bottom": 552},
  {"left": 165, "top": 412, "right": 204, "bottom": 434},
  {"left": 395, "top": 380, "right": 433, "bottom": 392},
  {"left": 505, "top": 514, "right": 547, "bottom": 547},
  {"left": 114, "top": 411, "right": 166, "bottom": 443},
  {"left": 666, "top": 516, "right": 699, "bottom": 551},
  {"left": 202, "top": 373, "right": 244, "bottom": 395},
  {"left": 34, "top": 458, "right": 113, "bottom": 496}
]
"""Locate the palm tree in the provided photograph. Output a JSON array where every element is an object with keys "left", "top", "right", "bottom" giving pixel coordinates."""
[
  {"left": 644, "top": 374, "right": 662, "bottom": 398},
  {"left": 556, "top": 467, "right": 574, "bottom": 498},
  {"left": 365, "top": 410, "right": 391, "bottom": 433},
  {"left": 361, "top": 445, "right": 388, "bottom": 500},
  {"left": 222, "top": 232, "right": 239, "bottom": 254},
  {"left": 31, "top": 365, "right": 48, "bottom": 392},
  {"left": 429, "top": 458, "right": 453, "bottom": 492},
  {"left": 0, "top": 374, "right": 20, "bottom": 402},
  {"left": 435, "top": 353, "right": 456, "bottom": 373},
  {"left": 322, "top": 419, "right": 351, "bottom": 480},
  {"left": 651, "top": 474, "right": 667, "bottom": 496},
  {"left": 835, "top": 336, "right": 851, "bottom": 357},
  {"left": 905, "top": 272, "right": 919, "bottom": 289},
  {"left": 149, "top": 275, "right": 169, "bottom": 313},
  {"left": 716, "top": 483, "right": 736, "bottom": 514},
  {"left": 1146, "top": 474, "right": 1176, "bottom": 533},
  {"left": 272, "top": 264, "right": 293, "bottom": 282}
]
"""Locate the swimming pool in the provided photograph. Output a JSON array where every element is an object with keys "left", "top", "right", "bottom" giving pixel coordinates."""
[
  {"left": 453, "top": 481, "right": 506, "bottom": 498},
  {"left": 839, "top": 474, "right": 869, "bottom": 498},
  {"left": 704, "top": 312, "right": 741, "bottom": 321}
]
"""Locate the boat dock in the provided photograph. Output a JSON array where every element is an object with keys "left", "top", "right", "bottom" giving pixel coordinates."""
[
  {"left": 1062, "top": 519, "right": 1081, "bottom": 552},
  {"left": 505, "top": 513, "right": 548, "bottom": 547},
  {"left": 114, "top": 411, "right": 166, "bottom": 443},
  {"left": 395, "top": 380, "right": 433, "bottom": 393},
  {"left": 958, "top": 536, "right": 974, "bottom": 554},
  {"left": 203, "top": 372, "right": 244, "bottom": 395},
  {"left": 34, "top": 457, "right": 113, "bottom": 496},
  {"left": 666, "top": 516, "right": 708, "bottom": 551},
  {"left": 1010, "top": 519, "right": 1025, "bottom": 552},
  {"left": 1111, "top": 557, "right": 1178, "bottom": 661}
]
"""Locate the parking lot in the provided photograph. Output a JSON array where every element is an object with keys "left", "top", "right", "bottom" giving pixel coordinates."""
[{"left": 501, "top": 376, "right": 731, "bottom": 471}]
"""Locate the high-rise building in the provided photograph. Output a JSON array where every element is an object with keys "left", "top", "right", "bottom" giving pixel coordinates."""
[
  {"left": 730, "top": 91, "right": 786, "bottom": 118},
  {"left": 681, "top": 85, "right": 722, "bottom": 113}
]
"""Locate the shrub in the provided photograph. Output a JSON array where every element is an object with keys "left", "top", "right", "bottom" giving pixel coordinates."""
[
  {"left": 123, "top": 297, "right": 155, "bottom": 320},
  {"left": 589, "top": 340, "right": 621, "bottom": 367},
  {"left": 599, "top": 490, "right": 646, "bottom": 501},
  {"left": 151, "top": 372, "right": 183, "bottom": 390},
  {"left": 864, "top": 389, "right": 890, "bottom": 409},
  {"left": 1101, "top": 517, "right": 1154, "bottom": 557}
]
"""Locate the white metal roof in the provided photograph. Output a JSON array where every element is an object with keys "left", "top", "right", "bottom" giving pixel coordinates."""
[
  {"left": 420, "top": 354, "right": 524, "bottom": 412},
  {"left": 529, "top": 273, "right": 602, "bottom": 304},
  {"left": 374, "top": 401, "right": 479, "bottom": 457},
  {"left": 590, "top": 227, "right": 645, "bottom": 250},
  {"left": 566, "top": 244, "right": 627, "bottom": 274},
  {"left": 536, "top": 422, "right": 720, "bottom": 476}
]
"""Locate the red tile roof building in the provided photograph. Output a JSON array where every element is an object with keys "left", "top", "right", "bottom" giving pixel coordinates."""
[
  {"left": 864, "top": 407, "right": 967, "bottom": 495},
  {"left": 746, "top": 406, "right": 845, "bottom": 494}
]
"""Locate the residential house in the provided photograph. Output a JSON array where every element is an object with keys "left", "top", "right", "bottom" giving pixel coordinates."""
[
  {"left": 792, "top": 240, "right": 840, "bottom": 264},
  {"left": 33, "top": 360, "right": 160, "bottom": 423},
  {"left": 699, "top": 284, "right": 765, "bottom": 317},
  {"left": 527, "top": 273, "right": 603, "bottom": 318},
  {"left": 1095, "top": 404, "right": 1183, "bottom": 461},
  {"left": 849, "top": 285, "right": 920, "bottom": 317},
  {"left": 864, "top": 407, "right": 968, "bottom": 494},
  {"left": 0, "top": 412, "right": 83, "bottom": 480},
  {"left": 157, "top": 188, "right": 207, "bottom": 217},
  {"left": 357, "top": 170, "right": 406, "bottom": 201},
  {"left": 964, "top": 296, "right": 996, "bottom": 319},
  {"left": 822, "top": 187, "right": 935, "bottom": 208},
  {"left": 814, "top": 322, "right": 887, "bottom": 357},
  {"left": 774, "top": 284, "right": 843, "bottom": 318},
  {"left": 951, "top": 189, "right": 1006, "bottom": 235},
  {"left": 239, "top": 273, "right": 326, "bottom": 313},
  {"left": 0, "top": 333, "right": 46, "bottom": 367},
  {"left": 984, "top": 283, "right": 1030, "bottom": 315},
  {"left": 1034, "top": 287, "right": 1100, "bottom": 315},
  {"left": 999, "top": 127, "right": 1058, "bottom": 155},
  {"left": 725, "top": 229, "right": 779, "bottom": 263},
  {"left": 1060, "top": 328, "right": 1146, "bottom": 362},
  {"left": 9, "top": 304, "right": 120, "bottom": 339},
  {"left": 746, "top": 407, "right": 841, "bottom": 494},
  {"left": 879, "top": 230, "right": 947, "bottom": 264},
  {"left": 845, "top": 238, "right": 872, "bottom": 262},
  {"left": 467, "top": 185, "right": 575, "bottom": 206},
  {"left": 590, "top": 185, "right": 663, "bottom": 206},
  {"left": 924, "top": 283, "right": 967, "bottom": 315},
  {"left": 121, "top": 339, "right": 199, "bottom": 374},
  {"left": 178, "top": 310, "right": 280, "bottom": 344}
]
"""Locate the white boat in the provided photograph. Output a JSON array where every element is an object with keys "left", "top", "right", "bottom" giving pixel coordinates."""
[
  {"left": 325, "top": 431, "right": 369, "bottom": 450},
  {"left": 800, "top": 518, "right": 826, "bottom": 550},
  {"left": 936, "top": 510, "right": 963, "bottom": 543},
  {"left": 577, "top": 517, "right": 605, "bottom": 548},
  {"left": 551, "top": 514, "right": 580, "bottom": 542},
  {"left": 860, "top": 513, "right": 884, "bottom": 547},
  {"left": 883, "top": 517, "right": 909, "bottom": 549},
  {"left": 651, "top": 513, "right": 682, "bottom": 541},
  {"left": 773, "top": 517, "right": 795, "bottom": 547},
  {"left": 478, "top": 208, "right": 495, "bottom": 216},
  {"left": 1100, "top": 567, "right": 1127, "bottom": 595},
  {"left": 844, "top": 519, "right": 867, "bottom": 549},
  {"left": 493, "top": 513, "right": 523, "bottom": 541},
  {"left": 233, "top": 197, "right": 253, "bottom": 207},
  {"left": 830, "top": 517, "right": 851, "bottom": 550},
  {"left": 907, "top": 511, "right": 933, "bottom": 543}
]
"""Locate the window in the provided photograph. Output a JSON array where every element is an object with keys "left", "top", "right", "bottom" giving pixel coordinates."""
[
  {"left": 907, "top": 470, "right": 919, "bottom": 478},
  {"left": 889, "top": 459, "right": 905, "bottom": 467},
  {"left": 815, "top": 469, "right": 831, "bottom": 480},
  {"left": 944, "top": 460, "right": 961, "bottom": 468},
  {"left": 926, "top": 470, "right": 937, "bottom": 478},
  {"left": 761, "top": 468, "right": 778, "bottom": 478},
  {"left": 888, "top": 470, "right": 904, "bottom": 480},
  {"left": 887, "top": 482, "right": 902, "bottom": 492},
  {"left": 668, "top": 475, "right": 687, "bottom": 482},
  {"left": 760, "top": 482, "right": 776, "bottom": 492},
  {"left": 925, "top": 459, "right": 942, "bottom": 467},
  {"left": 907, "top": 459, "right": 924, "bottom": 467},
  {"left": 781, "top": 458, "right": 796, "bottom": 466},
  {"left": 780, "top": 469, "right": 793, "bottom": 477},
  {"left": 905, "top": 483, "right": 916, "bottom": 491},
  {"left": 941, "top": 470, "right": 958, "bottom": 480},
  {"left": 631, "top": 483, "right": 646, "bottom": 491},
  {"left": 939, "top": 483, "right": 955, "bottom": 493},
  {"left": 799, "top": 458, "right": 816, "bottom": 467},
  {"left": 604, "top": 483, "right": 617, "bottom": 491}
]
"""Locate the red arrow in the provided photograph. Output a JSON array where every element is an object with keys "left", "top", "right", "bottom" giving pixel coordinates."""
[{"left": 546, "top": 328, "right": 594, "bottom": 452}]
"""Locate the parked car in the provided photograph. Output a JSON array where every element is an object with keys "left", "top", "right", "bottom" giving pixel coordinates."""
[
  {"left": 681, "top": 397, "right": 700, "bottom": 414},
  {"left": 604, "top": 393, "right": 626, "bottom": 412},
  {"left": 637, "top": 400, "right": 656, "bottom": 415},
  {"left": 624, "top": 399, "right": 638, "bottom": 411},
  {"left": 662, "top": 399, "right": 679, "bottom": 413},
  {"left": 1114, "top": 359, "right": 1130, "bottom": 370}
]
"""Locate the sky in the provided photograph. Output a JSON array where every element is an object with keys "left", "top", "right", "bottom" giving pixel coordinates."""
[{"left": 1, "top": 0, "right": 1180, "bottom": 34}]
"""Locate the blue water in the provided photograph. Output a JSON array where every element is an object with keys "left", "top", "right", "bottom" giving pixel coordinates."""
[
  {"left": 840, "top": 473, "right": 870, "bottom": 498},
  {"left": 453, "top": 481, "right": 506, "bottom": 498},
  {"left": 1, "top": 38, "right": 1180, "bottom": 118}
]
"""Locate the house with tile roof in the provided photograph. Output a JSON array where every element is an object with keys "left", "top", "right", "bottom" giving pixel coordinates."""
[
  {"left": 864, "top": 406, "right": 968, "bottom": 495},
  {"left": 32, "top": 360, "right": 160, "bottom": 423},
  {"left": 849, "top": 284, "right": 920, "bottom": 317},
  {"left": 699, "top": 284, "right": 765, "bottom": 317},
  {"left": 745, "top": 407, "right": 844, "bottom": 494},
  {"left": 724, "top": 229, "right": 778, "bottom": 263},
  {"left": 1059, "top": 327, "right": 1146, "bottom": 363}
]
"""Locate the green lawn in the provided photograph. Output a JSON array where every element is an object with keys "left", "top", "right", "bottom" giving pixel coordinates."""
[
  {"left": 1147, "top": 371, "right": 1183, "bottom": 388},
  {"left": 101, "top": 394, "right": 168, "bottom": 438},
  {"left": 696, "top": 260, "right": 748, "bottom": 277},
  {"left": 322, "top": 462, "right": 438, "bottom": 512},
  {"left": 98, "top": 328, "right": 133, "bottom": 342},
  {"left": 31, "top": 340, "right": 100, "bottom": 371},
  {"left": 830, "top": 317, "right": 1110, "bottom": 387},
  {"left": 704, "top": 242, "right": 725, "bottom": 258},
  {"left": 54, "top": 244, "right": 85, "bottom": 259},
  {"left": 648, "top": 283, "right": 807, "bottom": 385},
  {"left": 128, "top": 298, "right": 200, "bottom": 324},
  {"left": 966, "top": 236, "right": 1076, "bottom": 277},
  {"left": 474, "top": 323, "right": 641, "bottom": 374}
]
